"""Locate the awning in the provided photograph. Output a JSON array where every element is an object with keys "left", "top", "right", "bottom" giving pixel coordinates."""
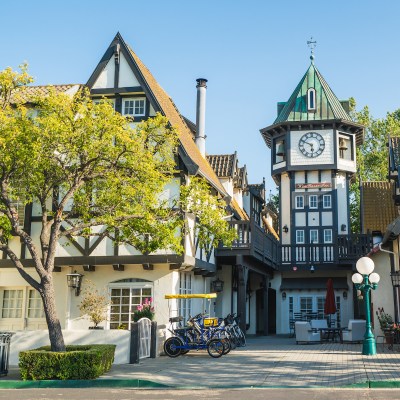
[
  {"left": 164, "top": 293, "right": 217, "bottom": 299},
  {"left": 280, "top": 278, "right": 348, "bottom": 291}
]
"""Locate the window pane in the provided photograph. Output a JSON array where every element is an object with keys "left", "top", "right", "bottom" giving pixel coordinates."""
[
  {"left": 109, "top": 284, "right": 153, "bottom": 329},
  {"left": 27, "top": 289, "right": 45, "bottom": 318},
  {"left": 323, "top": 195, "right": 331, "bottom": 208},
  {"left": 295, "top": 196, "right": 304, "bottom": 209},
  {"left": 309, "top": 195, "right": 318, "bottom": 209},
  {"left": 2, "top": 290, "right": 23, "bottom": 318},
  {"left": 310, "top": 230, "right": 318, "bottom": 244}
]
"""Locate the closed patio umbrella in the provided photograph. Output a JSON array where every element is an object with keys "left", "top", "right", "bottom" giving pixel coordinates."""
[{"left": 324, "top": 278, "right": 337, "bottom": 326}]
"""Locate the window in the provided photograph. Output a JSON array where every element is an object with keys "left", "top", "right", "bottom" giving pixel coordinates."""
[
  {"left": 324, "top": 229, "right": 333, "bottom": 243},
  {"left": 274, "top": 139, "right": 286, "bottom": 163},
  {"left": 310, "top": 229, "right": 319, "bottom": 244},
  {"left": 123, "top": 98, "right": 145, "bottom": 116},
  {"left": 317, "top": 296, "right": 325, "bottom": 318},
  {"left": 109, "top": 280, "right": 153, "bottom": 329},
  {"left": 2, "top": 289, "right": 23, "bottom": 318},
  {"left": 323, "top": 195, "right": 332, "bottom": 209},
  {"left": 179, "top": 273, "right": 192, "bottom": 323},
  {"left": 309, "top": 195, "right": 318, "bottom": 209},
  {"left": 307, "top": 88, "right": 316, "bottom": 112},
  {"left": 296, "top": 230, "right": 305, "bottom": 244},
  {"left": 9, "top": 201, "right": 25, "bottom": 227},
  {"left": 27, "top": 289, "right": 45, "bottom": 318},
  {"left": 295, "top": 196, "right": 304, "bottom": 209},
  {"left": 300, "top": 297, "right": 313, "bottom": 314}
]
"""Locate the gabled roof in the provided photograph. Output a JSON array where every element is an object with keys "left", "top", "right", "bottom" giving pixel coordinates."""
[
  {"left": 87, "top": 33, "right": 227, "bottom": 196},
  {"left": 10, "top": 84, "right": 82, "bottom": 104},
  {"left": 274, "top": 62, "right": 351, "bottom": 124},
  {"left": 361, "top": 181, "right": 397, "bottom": 234},
  {"left": 206, "top": 153, "right": 237, "bottom": 178}
]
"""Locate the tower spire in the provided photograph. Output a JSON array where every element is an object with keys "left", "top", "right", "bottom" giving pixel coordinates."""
[{"left": 307, "top": 37, "right": 317, "bottom": 63}]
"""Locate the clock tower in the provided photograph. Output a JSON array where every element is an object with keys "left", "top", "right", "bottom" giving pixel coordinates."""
[{"left": 260, "top": 51, "right": 364, "bottom": 334}]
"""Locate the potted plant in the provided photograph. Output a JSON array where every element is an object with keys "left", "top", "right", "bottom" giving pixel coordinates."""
[
  {"left": 79, "top": 281, "right": 111, "bottom": 329},
  {"left": 132, "top": 298, "right": 155, "bottom": 322}
]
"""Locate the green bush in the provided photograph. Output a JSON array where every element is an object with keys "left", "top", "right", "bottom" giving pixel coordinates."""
[{"left": 19, "top": 344, "right": 116, "bottom": 380}]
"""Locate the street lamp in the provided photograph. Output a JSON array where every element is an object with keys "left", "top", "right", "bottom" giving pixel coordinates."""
[{"left": 352, "top": 257, "right": 380, "bottom": 355}]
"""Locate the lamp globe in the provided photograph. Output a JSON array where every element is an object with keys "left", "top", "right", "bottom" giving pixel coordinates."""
[
  {"left": 352, "top": 273, "right": 363, "bottom": 284},
  {"left": 356, "top": 257, "right": 374, "bottom": 275},
  {"left": 369, "top": 272, "right": 380, "bottom": 284}
]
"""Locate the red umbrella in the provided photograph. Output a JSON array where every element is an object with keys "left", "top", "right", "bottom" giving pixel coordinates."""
[{"left": 324, "top": 278, "right": 337, "bottom": 316}]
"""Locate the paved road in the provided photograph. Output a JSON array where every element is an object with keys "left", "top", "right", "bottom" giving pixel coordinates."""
[{"left": 1, "top": 388, "right": 400, "bottom": 400}]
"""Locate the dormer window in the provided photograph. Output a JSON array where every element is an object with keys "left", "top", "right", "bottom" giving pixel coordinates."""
[{"left": 307, "top": 88, "right": 316, "bottom": 112}]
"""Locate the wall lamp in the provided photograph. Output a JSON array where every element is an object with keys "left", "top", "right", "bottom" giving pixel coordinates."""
[
  {"left": 283, "top": 225, "right": 289, "bottom": 233},
  {"left": 343, "top": 291, "right": 348, "bottom": 299},
  {"left": 66, "top": 271, "right": 84, "bottom": 296},
  {"left": 341, "top": 224, "right": 347, "bottom": 232},
  {"left": 282, "top": 291, "right": 287, "bottom": 300},
  {"left": 211, "top": 278, "right": 224, "bottom": 293}
]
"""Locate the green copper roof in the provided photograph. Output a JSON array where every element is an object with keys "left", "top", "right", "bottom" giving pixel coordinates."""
[{"left": 274, "top": 62, "right": 351, "bottom": 124}]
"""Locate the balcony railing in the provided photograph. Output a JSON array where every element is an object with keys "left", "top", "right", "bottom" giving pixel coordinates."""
[
  {"left": 216, "top": 220, "right": 279, "bottom": 268},
  {"left": 218, "top": 222, "right": 373, "bottom": 269},
  {"left": 281, "top": 234, "right": 373, "bottom": 265}
]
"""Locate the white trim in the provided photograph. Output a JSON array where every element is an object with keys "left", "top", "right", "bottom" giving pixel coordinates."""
[
  {"left": 122, "top": 97, "right": 146, "bottom": 116},
  {"left": 295, "top": 195, "right": 304, "bottom": 209},
  {"left": 309, "top": 195, "right": 318, "bottom": 209},
  {"left": 323, "top": 194, "right": 332, "bottom": 209},
  {"left": 324, "top": 229, "right": 333, "bottom": 243},
  {"left": 307, "top": 88, "right": 316, "bottom": 111},
  {"left": 296, "top": 230, "right": 305, "bottom": 244}
]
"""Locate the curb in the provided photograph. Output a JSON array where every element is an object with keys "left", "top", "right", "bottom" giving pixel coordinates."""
[
  {"left": 0, "top": 379, "right": 170, "bottom": 389},
  {"left": 0, "top": 379, "right": 399, "bottom": 390}
]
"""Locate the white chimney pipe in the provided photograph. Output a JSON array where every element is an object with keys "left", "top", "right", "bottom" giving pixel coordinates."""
[{"left": 195, "top": 78, "right": 207, "bottom": 157}]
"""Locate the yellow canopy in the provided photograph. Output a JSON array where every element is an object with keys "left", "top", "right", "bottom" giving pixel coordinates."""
[{"left": 164, "top": 293, "right": 217, "bottom": 299}]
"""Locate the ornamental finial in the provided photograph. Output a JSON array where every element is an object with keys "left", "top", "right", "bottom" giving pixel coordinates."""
[{"left": 307, "top": 37, "right": 317, "bottom": 63}]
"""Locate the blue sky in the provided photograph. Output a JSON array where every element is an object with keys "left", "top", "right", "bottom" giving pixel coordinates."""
[{"left": 1, "top": 0, "right": 399, "bottom": 193}]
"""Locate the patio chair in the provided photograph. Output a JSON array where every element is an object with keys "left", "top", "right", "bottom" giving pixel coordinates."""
[
  {"left": 295, "top": 321, "right": 321, "bottom": 344},
  {"left": 342, "top": 320, "right": 366, "bottom": 343}
]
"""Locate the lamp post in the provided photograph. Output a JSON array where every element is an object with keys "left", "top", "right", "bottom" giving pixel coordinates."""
[{"left": 352, "top": 257, "right": 380, "bottom": 355}]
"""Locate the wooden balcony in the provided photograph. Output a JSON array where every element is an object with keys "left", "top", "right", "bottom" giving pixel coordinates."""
[
  {"left": 216, "top": 220, "right": 279, "bottom": 269},
  {"left": 281, "top": 234, "right": 373, "bottom": 268}
]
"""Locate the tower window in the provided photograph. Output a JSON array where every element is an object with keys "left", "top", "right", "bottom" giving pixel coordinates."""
[
  {"left": 307, "top": 88, "right": 316, "bottom": 112},
  {"left": 323, "top": 195, "right": 332, "bottom": 209},
  {"left": 309, "top": 195, "right": 318, "bottom": 209},
  {"left": 296, "top": 230, "right": 305, "bottom": 244},
  {"left": 310, "top": 230, "right": 319, "bottom": 244},
  {"left": 295, "top": 196, "right": 304, "bottom": 209}
]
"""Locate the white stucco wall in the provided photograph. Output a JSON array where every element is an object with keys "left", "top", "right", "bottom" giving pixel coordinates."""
[{"left": 9, "top": 329, "right": 131, "bottom": 365}]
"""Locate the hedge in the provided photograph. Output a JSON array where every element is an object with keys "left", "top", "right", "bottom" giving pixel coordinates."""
[{"left": 19, "top": 344, "right": 116, "bottom": 380}]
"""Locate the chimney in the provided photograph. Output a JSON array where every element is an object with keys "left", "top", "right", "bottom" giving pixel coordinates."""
[{"left": 195, "top": 78, "right": 207, "bottom": 157}]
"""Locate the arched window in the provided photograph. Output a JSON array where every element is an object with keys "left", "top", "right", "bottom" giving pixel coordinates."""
[
  {"left": 108, "top": 278, "right": 153, "bottom": 329},
  {"left": 307, "top": 88, "right": 316, "bottom": 112}
]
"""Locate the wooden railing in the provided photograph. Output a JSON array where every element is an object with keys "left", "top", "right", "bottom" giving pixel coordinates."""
[
  {"left": 218, "top": 224, "right": 373, "bottom": 268},
  {"left": 217, "top": 220, "right": 279, "bottom": 267},
  {"left": 281, "top": 234, "right": 373, "bottom": 265}
]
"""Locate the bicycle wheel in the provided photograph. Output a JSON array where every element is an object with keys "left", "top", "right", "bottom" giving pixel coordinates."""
[
  {"left": 207, "top": 339, "right": 224, "bottom": 358},
  {"left": 221, "top": 338, "right": 231, "bottom": 355},
  {"left": 164, "top": 337, "right": 183, "bottom": 358}
]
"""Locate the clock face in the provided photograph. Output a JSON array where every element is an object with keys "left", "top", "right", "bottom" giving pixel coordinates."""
[{"left": 298, "top": 132, "right": 325, "bottom": 158}]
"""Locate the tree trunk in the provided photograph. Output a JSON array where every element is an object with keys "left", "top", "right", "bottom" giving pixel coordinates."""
[{"left": 41, "top": 278, "right": 66, "bottom": 352}]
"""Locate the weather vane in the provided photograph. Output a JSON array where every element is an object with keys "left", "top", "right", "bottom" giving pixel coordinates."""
[{"left": 307, "top": 37, "right": 317, "bottom": 62}]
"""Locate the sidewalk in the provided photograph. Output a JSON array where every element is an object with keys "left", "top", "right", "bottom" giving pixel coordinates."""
[{"left": 3, "top": 336, "right": 400, "bottom": 388}]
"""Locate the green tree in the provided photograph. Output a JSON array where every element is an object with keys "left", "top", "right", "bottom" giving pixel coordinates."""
[
  {"left": 349, "top": 98, "right": 400, "bottom": 232},
  {"left": 0, "top": 66, "right": 235, "bottom": 351}
]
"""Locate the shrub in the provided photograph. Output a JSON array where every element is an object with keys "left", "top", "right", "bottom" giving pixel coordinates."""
[
  {"left": 19, "top": 344, "right": 116, "bottom": 380},
  {"left": 79, "top": 281, "right": 110, "bottom": 328}
]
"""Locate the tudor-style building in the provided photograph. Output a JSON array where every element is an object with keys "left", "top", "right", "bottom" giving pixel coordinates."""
[
  {"left": 260, "top": 55, "right": 373, "bottom": 334},
  {"left": 0, "top": 33, "right": 279, "bottom": 341}
]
